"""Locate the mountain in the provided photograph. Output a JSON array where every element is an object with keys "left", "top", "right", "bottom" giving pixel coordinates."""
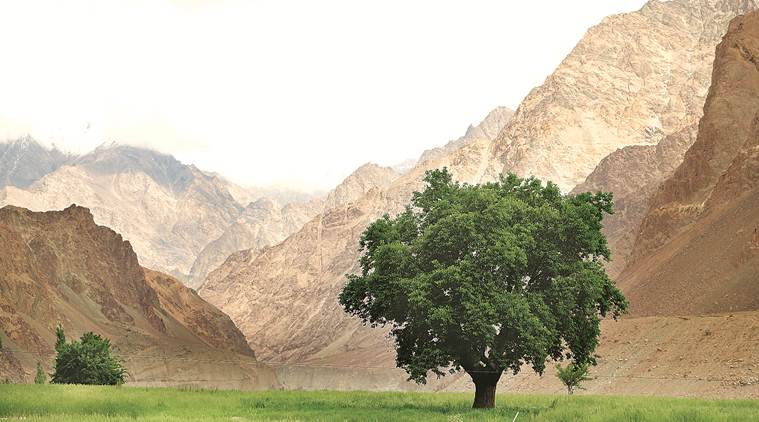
[
  {"left": 0, "top": 142, "right": 326, "bottom": 284},
  {"left": 186, "top": 163, "right": 399, "bottom": 288},
  {"left": 571, "top": 124, "right": 698, "bottom": 277},
  {"left": 224, "top": 182, "right": 324, "bottom": 208},
  {"left": 323, "top": 164, "right": 400, "bottom": 210},
  {"left": 0, "top": 136, "right": 72, "bottom": 188},
  {"left": 200, "top": 0, "right": 754, "bottom": 367},
  {"left": 484, "top": 0, "right": 758, "bottom": 192},
  {"left": 0, "top": 205, "right": 275, "bottom": 388},
  {"left": 417, "top": 106, "right": 514, "bottom": 164},
  {"left": 198, "top": 107, "right": 519, "bottom": 363},
  {"left": 187, "top": 198, "right": 324, "bottom": 288},
  {"left": 0, "top": 143, "right": 243, "bottom": 279},
  {"left": 619, "top": 9, "right": 759, "bottom": 316}
]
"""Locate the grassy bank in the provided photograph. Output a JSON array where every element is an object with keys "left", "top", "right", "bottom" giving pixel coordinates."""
[{"left": 0, "top": 384, "right": 757, "bottom": 421}]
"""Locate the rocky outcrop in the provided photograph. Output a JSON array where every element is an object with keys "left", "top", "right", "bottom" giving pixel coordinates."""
[
  {"left": 0, "top": 136, "right": 71, "bottom": 188},
  {"left": 200, "top": 0, "right": 756, "bottom": 367},
  {"left": 198, "top": 111, "right": 526, "bottom": 363},
  {"left": 188, "top": 198, "right": 323, "bottom": 288},
  {"left": 0, "top": 142, "right": 320, "bottom": 284},
  {"left": 0, "top": 144, "right": 241, "bottom": 280},
  {"left": 0, "top": 205, "right": 275, "bottom": 387},
  {"left": 417, "top": 106, "right": 513, "bottom": 164},
  {"left": 620, "top": 10, "right": 759, "bottom": 316},
  {"left": 485, "top": 0, "right": 758, "bottom": 192},
  {"left": 323, "top": 164, "right": 399, "bottom": 210},
  {"left": 188, "top": 164, "right": 397, "bottom": 288},
  {"left": 571, "top": 124, "right": 698, "bottom": 277}
]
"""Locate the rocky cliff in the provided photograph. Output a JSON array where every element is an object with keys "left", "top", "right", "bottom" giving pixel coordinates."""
[
  {"left": 486, "top": 0, "right": 757, "bottom": 192},
  {"left": 0, "top": 136, "right": 71, "bottom": 188},
  {"left": 0, "top": 142, "right": 322, "bottom": 284},
  {"left": 200, "top": 0, "right": 755, "bottom": 367},
  {"left": 323, "top": 164, "right": 399, "bottom": 210},
  {"left": 187, "top": 198, "right": 324, "bottom": 288},
  {"left": 0, "top": 205, "right": 275, "bottom": 387},
  {"left": 571, "top": 124, "right": 698, "bottom": 277},
  {"left": 188, "top": 163, "right": 398, "bottom": 288},
  {"left": 417, "top": 106, "right": 513, "bottom": 165},
  {"left": 199, "top": 106, "right": 539, "bottom": 364},
  {"left": 620, "top": 10, "right": 759, "bottom": 316}
]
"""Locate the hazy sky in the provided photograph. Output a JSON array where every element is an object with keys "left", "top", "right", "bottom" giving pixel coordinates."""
[{"left": 0, "top": 0, "right": 647, "bottom": 190}]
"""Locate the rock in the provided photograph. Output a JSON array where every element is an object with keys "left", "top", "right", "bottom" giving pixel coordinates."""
[
  {"left": 0, "top": 136, "right": 72, "bottom": 188},
  {"left": 572, "top": 124, "right": 698, "bottom": 277},
  {"left": 621, "top": 9, "right": 759, "bottom": 316},
  {"left": 200, "top": 0, "right": 755, "bottom": 368},
  {"left": 0, "top": 205, "right": 275, "bottom": 388},
  {"left": 416, "top": 106, "right": 514, "bottom": 164},
  {"left": 486, "top": 0, "right": 758, "bottom": 192},
  {"left": 0, "top": 142, "right": 321, "bottom": 285}
]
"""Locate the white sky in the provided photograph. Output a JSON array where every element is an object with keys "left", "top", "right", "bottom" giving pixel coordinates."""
[{"left": 0, "top": 0, "right": 647, "bottom": 190}]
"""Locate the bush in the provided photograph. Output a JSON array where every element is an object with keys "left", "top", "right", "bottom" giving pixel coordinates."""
[
  {"left": 34, "top": 361, "right": 46, "bottom": 384},
  {"left": 51, "top": 326, "right": 126, "bottom": 385},
  {"left": 556, "top": 362, "right": 591, "bottom": 395}
]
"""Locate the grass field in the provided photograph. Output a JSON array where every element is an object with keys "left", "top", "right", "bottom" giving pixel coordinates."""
[{"left": 1, "top": 384, "right": 758, "bottom": 421}]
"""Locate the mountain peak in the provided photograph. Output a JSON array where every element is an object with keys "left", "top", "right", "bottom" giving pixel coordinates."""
[
  {"left": 485, "top": 0, "right": 756, "bottom": 192},
  {"left": 0, "top": 136, "right": 72, "bottom": 188}
]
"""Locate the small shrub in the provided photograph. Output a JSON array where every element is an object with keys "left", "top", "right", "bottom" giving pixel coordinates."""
[
  {"left": 556, "top": 362, "right": 591, "bottom": 395},
  {"left": 34, "top": 361, "right": 46, "bottom": 384}
]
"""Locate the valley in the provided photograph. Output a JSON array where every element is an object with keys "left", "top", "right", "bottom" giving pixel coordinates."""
[{"left": 1, "top": 1, "right": 759, "bottom": 418}]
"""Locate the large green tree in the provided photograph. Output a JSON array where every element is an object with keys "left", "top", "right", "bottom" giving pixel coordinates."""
[
  {"left": 339, "top": 169, "right": 627, "bottom": 408},
  {"left": 51, "top": 326, "right": 127, "bottom": 385}
]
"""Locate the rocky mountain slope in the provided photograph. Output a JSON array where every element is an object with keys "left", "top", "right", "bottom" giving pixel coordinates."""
[
  {"left": 0, "top": 137, "right": 71, "bottom": 188},
  {"left": 485, "top": 0, "right": 758, "bottom": 192},
  {"left": 0, "top": 144, "right": 243, "bottom": 280},
  {"left": 323, "top": 164, "right": 399, "bottom": 210},
  {"left": 198, "top": 108, "right": 516, "bottom": 363},
  {"left": 0, "top": 205, "right": 275, "bottom": 388},
  {"left": 619, "top": 10, "right": 759, "bottom": 316},
  {"left": 187, "top": 198, "right": 324, "bottom": 288},
  {"left": 188, "top": 163, "right": 399, "bottom": 288},
  {"left": 416, "top": 106, "right": 513, "bottom": 164},
  {"left": 0, "top": 142, "right": 324, "bottom": 284},
  {"left": 200, "top": 0, "right": 754, "bottom": 368},
  {"left": 571, "top": 124, "right": 698, "bottom": 277}
]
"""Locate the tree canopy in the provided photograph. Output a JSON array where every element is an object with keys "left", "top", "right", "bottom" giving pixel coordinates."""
[
  {"left": 339, "top": 168, "right": 627, "bottom": 408},
  {"left": 51, "top": 326, "right": 127, "bottom": 385}
]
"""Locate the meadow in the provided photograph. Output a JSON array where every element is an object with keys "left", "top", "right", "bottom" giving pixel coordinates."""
[{"left": 1, "top": 384, "right": 758, "bottom": 421}]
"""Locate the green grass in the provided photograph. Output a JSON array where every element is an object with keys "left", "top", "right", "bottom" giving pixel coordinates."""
[{"left": 0, "top": 384, "right": 757, "bottom": 421}]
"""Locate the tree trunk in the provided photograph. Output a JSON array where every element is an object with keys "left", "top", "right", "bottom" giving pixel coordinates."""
[{"left": 469, "top": 370, "right": 503, "bottom": 409}]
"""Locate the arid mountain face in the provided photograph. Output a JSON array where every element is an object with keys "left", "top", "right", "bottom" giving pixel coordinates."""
[
  {"left": 0, "top": 142, "right": 322, "bottom": 284},
  {"left": 188, "top": 164, "right": 399, "bottom": 288},
  {"left": 0, "top": 205, "right": 275, "bottom": 387},
  {"left": 486, "top": 0, "right": 758, "bottom": 192},
  {"left": 619, "top": 10, "right": 759, "bottom": 316},
  {"left": 0, "top": 144, "right": 242, "bottom": 280},
  {"left": 323, "top": 164, "right": 399, "bottom": 210},
  {"left": 187, "top": 198, "right": 324, "bottom": 288},
  {"left": 416, "top": 106, "right": 514, "bottom": 165},
  {"left": 0, "top": 136, "right": 71, "bottom": 188},
  {"left": 199, "top": 0, "right": 754, "bottom": 368},
  {"left": 571, "top": 124, "right": 698, "bottom": 277},
  {"left": 198, "top": 109, "right": 517, "bottom": 363}
]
